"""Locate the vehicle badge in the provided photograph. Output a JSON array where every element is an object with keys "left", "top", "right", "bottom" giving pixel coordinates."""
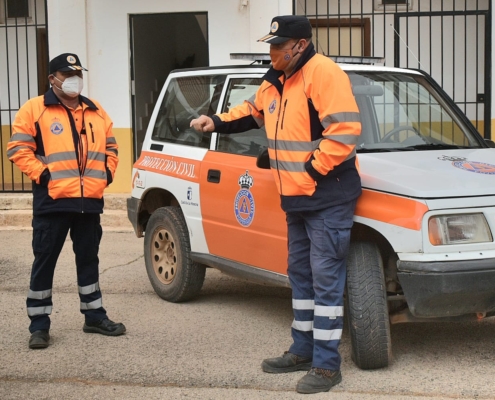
[
  {"left": 439, "top": 155, "right": 495, "bottom": 175},
  {"left": 269, "top": 100, "right": 277, "bottom": 114},
  {"left": 132, "top": 171, "right": 144, "bottom": 189},
  {"left": 50, "top": 122, "right": 63, "bottom": 135},
  {"left": 271, "top": 21, "right": 279, "bottom": 33},
  {"left": 187, "top": 187, "right": 193, "bottom": 200},
  {"left": 234, "top": 170, "right": 255, "bottom": 227}
]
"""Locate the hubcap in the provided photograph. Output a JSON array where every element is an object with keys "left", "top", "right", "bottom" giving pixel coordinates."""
[{"left": 151, "top": 228, "right": 177, "bottom": 284}]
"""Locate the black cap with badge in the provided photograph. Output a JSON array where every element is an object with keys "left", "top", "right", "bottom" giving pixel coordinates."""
[
  {"left": 49, "top": 53, "right": 88, "bottom": 74},
  {"left": 258, "top": 15, "right": 312, "bottom": 44}
]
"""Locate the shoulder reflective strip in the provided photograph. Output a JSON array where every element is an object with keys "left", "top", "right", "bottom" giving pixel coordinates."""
[
  {"left": 321, "top": 134, "right": 359, "bottom": 145},
  {"left": 9, "top": 133, "right": 35, "bottom": 143},
  {"left": 106, "top": 148, "right": 118, "bottom": 156},
  {"left": 78, "top": 282, "right": 100, "bottom": 295},
  {"left": 27, "top": 305, "right": 53, "bottom": 316},
  {"left": 51, "top": 169, "right": 80, "bottom": 180},
  {"left": 80, "top": 298, "right": 103, "bottom": 310},
  {"left": 28, "top": 289, "right": 52, "bottom": 300},
  {"left": 106, "top": 137, "right": 117, "bottom": 144},
  {"left": 291, "top": 320, "right": 313, "bottom": 331},
  {"left": 268, "top": 139, "right": 322, "bottom": 152},
  {"left": 321, "top": 112, "right": 361, "bottom": 128},
  {"left": 355, "top": 189, "right": 429, "bottom": 231},
  {"left": 87, "top": 151, "right": 106, "bottom": 162},
  {"left": 314, "top": 305, "right": 343, "bottom": 319},
  {"left": 313, "top": 328, "right": 343, "bottom": 341},
  {"left": 45, "top": 152, "right": 77, "bottom": 163},
  {"left": 269, "top": 159, "right": 306, "bottom": 172},
  {"left": 292, "top": 299, "right": 315, "bottom": 310},
  {"left": 84, "top": 169, "right": 106, "bottom": 180}
]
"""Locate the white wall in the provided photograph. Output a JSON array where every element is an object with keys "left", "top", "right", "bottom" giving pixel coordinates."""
[{"left": 47, "top": 0, "right": 292, "bottom": 128}]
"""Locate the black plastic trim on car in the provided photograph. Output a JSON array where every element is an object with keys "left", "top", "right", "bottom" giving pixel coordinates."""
[
  {"left": 190, "top": 252, "right": 290, "bottom": 288},
  {"left": 398, "top": 257, "right": 495, "bottom": 273}
]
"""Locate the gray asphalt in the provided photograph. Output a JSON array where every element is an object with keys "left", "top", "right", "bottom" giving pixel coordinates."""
[{"left": 1, "top": 229, "right": 494, "bottom": 399}]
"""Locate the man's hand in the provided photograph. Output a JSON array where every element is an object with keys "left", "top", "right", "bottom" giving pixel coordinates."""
[{"left": 190, "top": 115, "right": 215, "bottom": 132}]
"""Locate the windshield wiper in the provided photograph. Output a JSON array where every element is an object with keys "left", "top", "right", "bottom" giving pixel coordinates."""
[
  {"left": 357, "top": 147, "right": 416, "bottom": 153},
  {"left": 403, "top": 143, "right": 469, "bottom": 150}
]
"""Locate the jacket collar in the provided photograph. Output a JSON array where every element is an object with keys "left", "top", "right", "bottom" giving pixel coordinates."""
[
  {"left": 43, "top": 88, "right": 98, "bottom": 110},
  {"left": 262, "top": 42, "right": 316, "bottom": 95}
]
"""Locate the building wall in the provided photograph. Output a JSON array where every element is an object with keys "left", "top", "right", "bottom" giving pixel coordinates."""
[{"left": 46, "top": 0, "right": 292, "bottom": 192}]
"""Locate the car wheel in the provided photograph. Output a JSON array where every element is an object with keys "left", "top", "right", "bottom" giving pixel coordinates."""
[
  {"left": 144, "top": 206, "right": 205, "bottom": 302},
  {"left": 345, "top": 241, "right": 392, "bottom": 369}
]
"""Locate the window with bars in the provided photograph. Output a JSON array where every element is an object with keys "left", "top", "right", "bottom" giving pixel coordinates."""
[{"left": 0, "top": 0, "right": 31, "bottom": 23}]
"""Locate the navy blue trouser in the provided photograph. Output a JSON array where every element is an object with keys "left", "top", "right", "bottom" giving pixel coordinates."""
[
  {"left": 27, "top": 212, "right": 107, "bottom": 333},
  {"left": 287, "top": 200, "right": 356, "bottom": 371}
]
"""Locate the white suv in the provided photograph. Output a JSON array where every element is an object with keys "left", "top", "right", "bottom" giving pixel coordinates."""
[{"left": 127, "top": 56, "right": 495, "bottom": 370}]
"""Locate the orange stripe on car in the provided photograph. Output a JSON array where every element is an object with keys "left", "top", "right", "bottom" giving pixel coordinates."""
[{"left": 355, "top": 189, "right": 428, "bottom": 231}]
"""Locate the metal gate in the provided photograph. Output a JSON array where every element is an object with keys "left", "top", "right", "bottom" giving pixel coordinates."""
[
  {"left": 0, "top": 0, "right": 48, "bottom": 192},
  {"left": 295, "top": 0, "right": 491, "bottom": 139}
]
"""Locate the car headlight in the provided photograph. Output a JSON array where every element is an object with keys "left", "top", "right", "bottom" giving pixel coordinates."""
[{"left": 428, "top": 213, "right": 493, "bottom": 245}]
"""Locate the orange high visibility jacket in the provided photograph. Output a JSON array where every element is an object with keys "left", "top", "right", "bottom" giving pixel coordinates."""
[
  {"left": 213, "top": 43, "right": 362, "bottom": 212},
  {"left": 7, "top": 89, "right": 118, "bottom": 215}
]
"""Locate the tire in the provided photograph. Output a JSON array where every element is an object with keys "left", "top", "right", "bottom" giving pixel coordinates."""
[
  {"left": 144, "top": 207, "right": 205, "bottom": 302},
  {"left": 345, "top": 241, "right": 392, "bottom": 370}
]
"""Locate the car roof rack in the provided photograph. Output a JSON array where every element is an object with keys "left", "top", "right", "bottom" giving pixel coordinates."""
[{"left": 230, "top": 53, "right": 385, "bottom": 65}]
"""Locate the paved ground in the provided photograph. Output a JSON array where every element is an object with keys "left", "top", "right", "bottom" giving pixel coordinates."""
[{"left": 1, "top": 229, "right": 494, "bottom": 399}]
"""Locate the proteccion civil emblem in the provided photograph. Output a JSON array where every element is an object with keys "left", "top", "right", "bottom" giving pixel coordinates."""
[
  {"left": 50, "top": 121, "right": 63, "bottom": 135},
  {"left": 269, "top": 99, "right": 277, "bottom": 114},
  {"left": 438, "top": 155, "right": 495, "bottom": 175},
  {"left": 234, "top": 170, "right": 255, "bottom": 227}
]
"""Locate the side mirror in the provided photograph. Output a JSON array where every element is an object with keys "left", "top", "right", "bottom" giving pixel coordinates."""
[
  {"left": 484, "top": 138, "right": 495, "bottom": 148},
  {"left": 256, "top": 147, "right": 270, "bottom": 169}
]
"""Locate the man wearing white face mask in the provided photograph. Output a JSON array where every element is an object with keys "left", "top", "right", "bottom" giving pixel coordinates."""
[{"left": 7, "top": 53, "right": 125, "bottom": 350}]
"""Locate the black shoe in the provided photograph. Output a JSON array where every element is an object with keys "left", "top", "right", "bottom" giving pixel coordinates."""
[
  {"left": 29, "top": 330, "right": 50, "bottom": 349},
  {"left": 296, "top": 368, "right": 342, "bottom": 394},
  {"left": 261, "top": 351, "right": 312, "bottom": 373},
  {"left": 83, "top": 318, "right": 126, "bottom": 336}
]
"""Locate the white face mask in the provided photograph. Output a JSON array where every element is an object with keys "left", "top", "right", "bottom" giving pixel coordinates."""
[{"left": 54, "top": 75, "right": 84, "bottom": 98}]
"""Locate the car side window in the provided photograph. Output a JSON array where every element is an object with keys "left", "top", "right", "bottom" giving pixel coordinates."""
[
  {"left": 216, "top": 77, "right": 268, "bottom": 157},
  {"left": 152, "top": 75, "right": 226, "bottom": 148}
]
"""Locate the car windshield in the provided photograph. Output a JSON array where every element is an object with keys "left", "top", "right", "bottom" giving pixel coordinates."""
[{"left": 348, "top": 72, "right": 484, "bottom": 152}]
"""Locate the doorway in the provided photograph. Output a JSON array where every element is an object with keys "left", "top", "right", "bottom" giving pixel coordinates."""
[{"left": 129, "top": 12, "right": 209, "bottom": 160}]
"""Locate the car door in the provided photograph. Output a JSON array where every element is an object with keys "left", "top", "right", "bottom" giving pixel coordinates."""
[{"left": 200, "top": 74, "right": 288, "bottom": 275}]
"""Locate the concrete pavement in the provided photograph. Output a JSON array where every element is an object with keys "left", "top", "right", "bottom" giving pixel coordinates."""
[{"left": 1, "top": 229, "right": 495, "bottom": 399}]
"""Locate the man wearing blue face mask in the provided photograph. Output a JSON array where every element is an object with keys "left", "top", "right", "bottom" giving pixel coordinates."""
[{"left": 7, "top": 53, "right": 125, "bottom": 350}]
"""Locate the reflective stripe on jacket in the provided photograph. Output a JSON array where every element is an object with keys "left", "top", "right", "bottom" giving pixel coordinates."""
[
  {"left": 7, "top": 89, "right": 118, "bottom": 215},
  {"left": 213, "top": 43, "right": 362, "bottom": 212}
]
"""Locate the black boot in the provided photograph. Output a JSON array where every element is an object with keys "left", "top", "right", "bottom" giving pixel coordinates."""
[
  {"left": 261, "top": 351, "right": 312, "bottom": 373},
  {"left": 296, "top": 367, "right": 342, "bottom": 394},
  {"left": 29, "top": 330, "right": 50, "bottom": 349},
  {"left": 83, "top": 318, "right": 126, "bottom": 336}
]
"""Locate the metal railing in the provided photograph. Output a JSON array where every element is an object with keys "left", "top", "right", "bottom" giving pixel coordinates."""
[
  {"left": 0, "top": 0, "right": 48, "bottom": 192},
  {"left": 295, "top": 0, "right": 491, "bottom": 139}
]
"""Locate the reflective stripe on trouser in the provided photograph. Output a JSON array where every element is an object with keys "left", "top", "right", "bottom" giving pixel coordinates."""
[
  {"left": 286, "top": 200, "right": 356, "bottom": 370},
  {"left": 27, "top": 212, "right": 107, "bottom": 333}
]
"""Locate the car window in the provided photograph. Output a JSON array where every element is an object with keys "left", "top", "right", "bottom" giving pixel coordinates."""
[
  {"left": 349, "top": 72, "right": 483, "bottom": 151},
  {"left": 216, "top": 77, "right": 268, "bottom": 157},
  {"left": 151, "top": 75, "right": 226, "bottom": 148}
]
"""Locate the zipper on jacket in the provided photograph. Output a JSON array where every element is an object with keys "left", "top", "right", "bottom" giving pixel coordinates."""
[
  {"left": 89, "top": 122, "right": 94, "bottom": 143},
  {"left": 274, "top": 92, "right": 285, "bottom": 194},
  {"left": 280, "top": 99, "right": 288, "bottom": 130}
]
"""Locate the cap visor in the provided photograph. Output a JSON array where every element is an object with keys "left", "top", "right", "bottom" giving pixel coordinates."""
[
  {"left": 58, "top": 65, "right": 88, "bottom": 72},
  {"left": 257, "top": 34, "right": 291, "bottom": 44}
]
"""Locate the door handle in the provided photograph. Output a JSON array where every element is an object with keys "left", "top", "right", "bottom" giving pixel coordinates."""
[{"left": 207, "top": 169, "right": 221, "bottom": 183}]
